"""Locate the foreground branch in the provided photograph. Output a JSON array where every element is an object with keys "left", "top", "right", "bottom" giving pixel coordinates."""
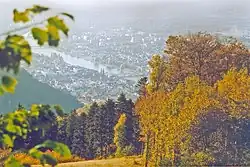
[{"left": 0, "top": 19, "right": 46, "bottom": 37}]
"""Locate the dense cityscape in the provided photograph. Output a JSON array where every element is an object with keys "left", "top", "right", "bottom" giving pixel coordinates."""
[{"left": 23, "top": 27, "right": 166, "bottom": 103}]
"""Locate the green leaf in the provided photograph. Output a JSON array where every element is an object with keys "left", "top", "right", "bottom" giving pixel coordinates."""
[
  {"left": 35, "top": 140, "right": 71, "bottom": 157},
  {"left": 6, "top": 122, "right": 15, "bottom": 133},
  {"left": 5, "top": 155, "right": 24, "bottom": 167},
  {"left": 30, "top": 5, "right": 49, "bottom": 14},
  {"left": 61, "top": 13, "right": 75, "bottom": 21},
  {"left": 6, "top": 122, "right": 22, "bottom": 136},
  {"left": 47, "top": 26, "right": 60, "bottom": 47},
  {"left": 2, "top": 76, "right": 17, "bottom": 93},
  {"left": 2, "top": 134, "right": 13, "bottom": 148},
  {"left": 30, "top": 104, "right": 40, "bottom": 117},
  {"left": 13, "top": 9, "right": 30, "bottom": 23},
  {"left": 29, "top": 148, "right": 43, "bottom": 159},
  {"left": 0, "top": 86, "right": 4, "bottom": 95},
  {"left": 5, "top": 35, "right": 32, "bottom": 65},
  {"left": 47, "top": 26, "right": 60, "bottom": 40},
  {"left": 20, "top": 48, "right": 32, "bottom": 65},
  {"left": 48, "top": 16, "right": 69, "bottom": 36},
  {"left": 22, "top": 128, "right": 28, "bottom": 134},
  {"left": 32, "top": 28, "right": 49, "bottom": 46}
]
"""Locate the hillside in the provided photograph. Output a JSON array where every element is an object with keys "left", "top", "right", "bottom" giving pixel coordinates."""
[{"left": 0, "top": 69, "right": 82, "bottom": 114}]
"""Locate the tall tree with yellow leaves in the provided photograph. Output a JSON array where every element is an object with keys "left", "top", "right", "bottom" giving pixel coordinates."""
[
  {"left": 164, "top": 33, "right": 250, "bottom": 90},
  {"left": 114, "top": 114, "right": 127, "bottom": 157}
]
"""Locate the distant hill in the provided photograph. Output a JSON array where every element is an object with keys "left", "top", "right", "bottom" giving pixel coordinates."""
[{"left": 0, "top": 69, "right": 82, "bottom": 114}]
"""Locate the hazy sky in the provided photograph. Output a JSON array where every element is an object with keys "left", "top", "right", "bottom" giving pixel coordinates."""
[
  {"left": 0, "top": 0, "right": 200, "bottom": 6},
  {"left": 48, "top": 0, "right": 198, "bottom": 5}
]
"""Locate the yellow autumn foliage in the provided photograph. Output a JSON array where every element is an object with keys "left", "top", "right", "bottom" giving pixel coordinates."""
[
  {"left": 217, "top": 68, "right": 250, "bottom": 118},
  {"left": 136, "top": 68, "right": 250, "bottom": 166}
]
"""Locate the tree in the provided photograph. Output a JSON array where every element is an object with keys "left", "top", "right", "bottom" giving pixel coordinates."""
[
  {"left": 116, "top": 94, "right": 141, "bottom": 154},
  {"left": 146, "top": 55, "right": 168, "bottom": 93},
  {"left": 189, "top": 110, "right": 250, "bottom": 166},
  {"left": 71, "top": 113, "right": 86, "bottom": 158},
  {"left": 125, "top": 99, "right": 141, "bottom": 154},
  {"left": 155, "top": 33, "right": 250, "bottom": 91},
  {"left": 136, "top": 77, "right": 148, "bottom": 97},
  {"left": 101, "top": 99, "right": 117, "bottom": 157},
  {"left": 114, "top": 114, "right": 127, "bottom": 157},
  {"left": 217, "top": 68, "right": 250, "bottom": 118},
  {"left": 116, "top": 93, "right": 129, "bottom": 116},
  {"left": 135, "top": 91, "right": 170, "bottom": 166},
  {"left": 13, "top": 104, "right": 59, "bottom": 150},
  {"left": 65, "top": 112, "right": 75, "bottom": 148},
  {"left": 136, "top": 75, "right": 217, "bottom": 166},
  {"left": 56, "top": 116, "right": 68, "bottom": 144},
  {"left": 138, "top": 33, "right": 250, "bottom": 166},
  {"left": 85, "top": 102, "right": 103, "bottom": 159},
  {"left": 136, "top": 67, "right": 250, "bottom": 166}
]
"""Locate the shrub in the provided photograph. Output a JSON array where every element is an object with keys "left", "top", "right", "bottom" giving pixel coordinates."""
[
  {"left": 45, "top": 150, "right": 84, "bottom": 163},
  {"left": 12, "top": 150, "right": 84, "bottom": 166},
  {"left": 14, "top": 152, "right": 40, "bottom": 165}
]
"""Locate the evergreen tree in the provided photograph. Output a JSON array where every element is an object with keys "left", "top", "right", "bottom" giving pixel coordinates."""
[
  {"left": 116, "top": 94, "right": 141, "bottom": 154},
  {"left": 85, "top": 102, "right": 103, "bottom": 159},
  {"left": 71, "top": 113, "right": 86, "bottom": 157},
  {"left": 124, "top": 99, "right": 141, "bottom": 154},
  {"left": 116, "top": 93, "right": 129, "bottom": 115},
  {"left": 65, "top": 111, "right": 78, "bottom": 149},
  {"left": 136, "top": 77, "right": 148, "bottom": 97},
  {"left": 101, "top": 99, "right": 117, "bottom": 157}
]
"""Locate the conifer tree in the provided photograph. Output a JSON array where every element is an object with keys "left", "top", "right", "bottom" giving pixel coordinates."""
[
  {"left": 124, "top": 99, "right": 141, "bottom": 153},
  {"left": 85, "top": 102, "right": 103, "bottom": 159},
  {"left": 116, "top": 94, "right": 141, "bottom": 154},
  {"left": 136, "top": 77, "right": 148, "bottom": 96},
  {"left": 65, "top": 111, "right": 78, "bottom": 149},
  {"left": 116, "top": 93, "right": 129, "bottom": 115},
  {"left": 71, "top": 113, "right": 86, "bottom": 157},
  {"left": 101, "top": 99, "right": 117, "bottom": 157}
]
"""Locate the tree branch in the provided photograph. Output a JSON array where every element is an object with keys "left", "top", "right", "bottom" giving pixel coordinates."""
[{"left": 0, "top": 19, "right": 47, "bottom": 37}]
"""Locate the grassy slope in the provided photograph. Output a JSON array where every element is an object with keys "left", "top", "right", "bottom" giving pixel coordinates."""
[
  {"left": 33, "top": 157, "right": 143, "bottom": 167},
  {"left": 0, "top": 69, "right": 82, "bottom": 113}
]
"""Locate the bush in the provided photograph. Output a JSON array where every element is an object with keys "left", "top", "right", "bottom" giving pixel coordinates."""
[
  {"left": 45, "top": 150, "right": 84, "bottom": 163},
  {"left": 14, "top": 152, "right": 40, "bottom": 165},
  {"left": 12, "top": 150, "right": 84, "bottom": 166}
]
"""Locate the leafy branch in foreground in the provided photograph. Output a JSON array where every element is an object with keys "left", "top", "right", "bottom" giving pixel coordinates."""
[
  {"left": 0, "top": 4, "right": 74, "bottom": 96},
  {"left": 0, "top": 104, "right": 71, "bottom": 167},
  {"left": 0, "top": 4, "right": 74, "bottom": 167}
]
